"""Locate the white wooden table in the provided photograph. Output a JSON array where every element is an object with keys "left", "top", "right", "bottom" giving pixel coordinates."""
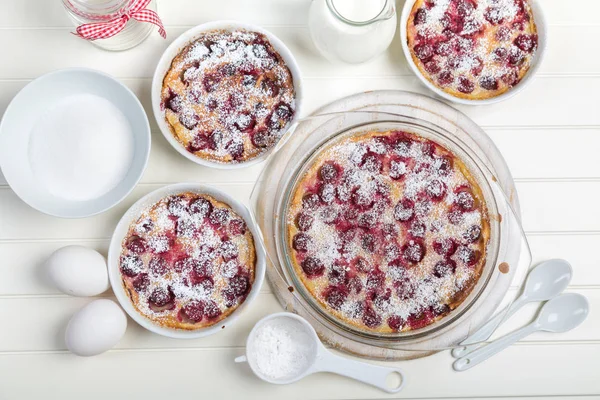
[{"left": 1, "top": 0, "right": 599, "bottom": 398}]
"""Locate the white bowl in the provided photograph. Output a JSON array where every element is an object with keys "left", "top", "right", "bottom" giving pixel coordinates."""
[
  {"left": 151, "top": 20, "right": 304, "bottom": 169},
  {"left": 107, "top": 183, "right": 266, "bottom": 339},
  {"left": 399, "top": 0, "right": 547, "bottom": 105},
  {"left": 0, "top": 68, "right": 151, "bottom": 218}
]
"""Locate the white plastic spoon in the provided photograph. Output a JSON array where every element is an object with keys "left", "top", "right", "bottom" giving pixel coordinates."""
[
  {"left": 451, "top": 259, "right": 572, "bottom": 358},
  {"left": 453, "top": 293, "right": 589, "bottom": 372},
  {"left": 235, "top": 313, "right": 405, "bottom": 393}
]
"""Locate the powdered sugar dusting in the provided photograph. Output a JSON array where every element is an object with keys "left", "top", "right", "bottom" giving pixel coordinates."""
[
  {"left": 408, "top": 0, "right": 538, "bottom": 97},
  {"left": 119, "top": 192, "right": 255, "bottom": 328},
  {"left": 161, "top": 29, "right": 296, "bottom": 163},
  {"left": 288, "top": 130, "right": 489, "bottom": 332}
]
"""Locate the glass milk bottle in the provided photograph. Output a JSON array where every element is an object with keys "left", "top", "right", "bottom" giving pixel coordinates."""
[
  {"left": 62, "top": 0, "right": 158, "bottom": 51},
  {"left": 308, "top": 0, "right": 397, "bottom": 64}
]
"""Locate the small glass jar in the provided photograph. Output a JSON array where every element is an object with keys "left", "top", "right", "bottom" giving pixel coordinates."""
[{"left": 62, "top": 0, "right": 157, "bottom": 51}]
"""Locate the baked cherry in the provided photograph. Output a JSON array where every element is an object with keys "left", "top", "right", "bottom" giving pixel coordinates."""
[
  {"left": 251, "top": 128, "right": 272, "bottom": 148},
  {"left": 394, "top": 278, "right": 415, "bottom": 300},
  {"left": 148, "top": 287, "right": 174, "bottom": 308},
  {"left": 509, "top": 47, "right": 525, "bottom": 66},
  {"left": 348, "top": 276, "right": 363, "bottom": 295},
  {"left": 329, "top": 261, "right": 348, "bottom": 286},
  {"left": 366, "top": 269, "right": 385, "bottom": 291},
  {"left": 361, "top": 233, "right": 377, "bottom": 253},
  {"left": 181, "top": 300, "right": 205, "bottom": 323},
  {"left": 210, "top": 208, "right": 230, "bottom": 226},
  {"left": 358, "top": 212, "right": 378, "bottom": 229},
  {"left": 514, "top": 34, "right": 537, "bottom": 53},
  {"left": 351, "top": 189, "right": 374, "bottom": 210},
  {"left": 457, "top": 76, "right": 475, "bottom": 94},
  {"left": 209, "top": 130, "right": 224, "bottom": 151},
  {"left": 126, "top": 236, "right": 146, "bottom": 254},
  {"left": 394, "top": 199, "right": 415, "bottom": 222},
  {"left": 433, "top": 156, "right": 452, "bottom": 175},
  {"left": 484, "top": 7, "right": 504, "bottom": 25},
  {"left": 414, "top": 44, "right": 434, "bottom": 62},
  {"left": 363, "top": 154, "right": 383, "bottom": 173},
  {"left": 362, "top": 305, "right": 382, "bottom": 328},
  {"left": 320, "top": 207, "right": 339, "bottom": 224},
  {"left": 168, "top": 195, "right": 189, "bottom": 217},
  {"left": 353, "top": 257, "right": 372, "bottom": 273},
  {"left": 149, "top": 256, "right": 169, "bottom": 275},
  {"left": 229, "top": 219, "right": 247, "bottom": 236},
  {"left": 219, "top": 239, "right": 238, "bottom": 260},
  {"left": 189, "top": 197, "right": 212, "bottom": 217},
  {"left": 301, "top": 257, "right": 325, "bottom": 278},
  {"left": 463, "top": 225, "right": 482, "bottom": 243},
  {"left": 319, "top": 162, "right": 340, "bottom": 182},
  {"left": 409, "top": 220, "right": 427, "bottom": 238},
  {"left": 302, "top": 193, "right": 321, "bottom": 210},
  {"left": 438, "top": 71, "right": 454, "bottom": 86},
  {"left": 457, "top": 246, "right": 481, "bottom": 266},
  {"left": 261, "top": 77, "right": 280, "bottom": 97},
  {"left": 319, "top": 183, "right": 336, "bottom": 204},
  {"left": 389, "top": 159, "right": 408, "bottom": 180},
  {"left": 230, "top": 274, "right": 250, "bottom": 297},
  {"left": 121, "top": 255, "right": 143, "bottom": 277},
  {"left": 455, "top": 188, "right": 476, "bottom": 211},
  {"left": 407, "top": 310, "right": 434, "bottom": 330},
  {"left": 433, "top": 238, "right": 457, "bottom": 257},
  {"left": 188, "top": 132, "right": 211, "bottom": 152},
  {"left": 234, "top": 112, "right": 256, "bottom": 132},
  {"left": 204, "top": 300, "right": 222, "bottom": 319},
  {"left": 324, "top": 285, "right": 348, "bottom": 310},
  {"left": 296, "top": 212, "right": 314, "bottom": 231},
  {"left": 202, "top": 73, "right": 221, "bottom": 92},
  {"left": 434, "top": 40, "right": 452, "bottom": 57},
  {"left": 426, "top": 179, "right": 446, "bottom": 200},
  {"left": 480, "top": 76, "right": 499, "bottom": 91},
  {"left": 403, "top": 240, "right": 425, "bottom": 263},
  {"left": 414, "top": 7, "right": 427, "bottom": 25},
  {"left": 292, "top": 233, "right": 312, "bottom": 252},
  {"left": 495, "top": 26, "right": 511, "bottom": 42},
  {"left": 433, "top": 259, "right": 457, "bottom": 278},
  {"left": 448, "top": 206, "right": 465, "bottom": 225},
  {"left": 132, "top": 273, "right": 150, "bottom": 292},
  {"left": 388, "top": 315, "right": 404, "bottom": 331}
]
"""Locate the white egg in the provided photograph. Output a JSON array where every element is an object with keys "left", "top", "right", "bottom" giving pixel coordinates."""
[
  {"left": 46, "top": 245, "right": 109, "bottom": 297},
  {"left": 65, "top": 299, "right": 127, "bottom": 357}
]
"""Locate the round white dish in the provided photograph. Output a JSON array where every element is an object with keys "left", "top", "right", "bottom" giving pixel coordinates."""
[
  {"left": 151, "top": 20, "right": 304, "bottom": 169},
  {"left": 399, "top": 0, "right": 547, "bottom": 106},
  {"left": 0, "top": 68, "right": 150, "bottom": 218},
  {"left": 107, "top": 183, "right": 266, "bottom": 339}
]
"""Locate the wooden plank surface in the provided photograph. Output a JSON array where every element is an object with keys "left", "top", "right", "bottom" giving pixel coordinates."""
[{"left": 1, "top": 0, "right": 599, "bottom": 398}]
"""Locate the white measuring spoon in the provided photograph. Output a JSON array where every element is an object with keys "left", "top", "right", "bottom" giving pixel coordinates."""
[
  {"left": 453, "top": 293, "right": 589, "bottom": 372},
  {"left": 235, "top": 312, "right": 405, "bottom": 393},
  {"left": 451, "top": 259, "right": 572, "bottom": 358}
]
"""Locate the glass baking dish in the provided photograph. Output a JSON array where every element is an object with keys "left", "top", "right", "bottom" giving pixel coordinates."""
[{"left": 250, "top": 94, "right": 531, "bottom": 359}]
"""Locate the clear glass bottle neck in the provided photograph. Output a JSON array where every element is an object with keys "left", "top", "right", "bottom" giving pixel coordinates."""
[{"left": 325, "top": 0, "right": 395, "bottom": 26}]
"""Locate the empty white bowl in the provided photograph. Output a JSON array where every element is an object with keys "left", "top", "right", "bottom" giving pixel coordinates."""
[
  {"left": 399, "top": 0, "right": 547, "bottom": 105},
  {"left": 107, "top": 183, "right": 266, "bottom": 339},
  {"left": 151, "top": 20, "right": 304, "bottom": 169},
  {"left": 0, "top": 68, "right": 151, "bottom": 218}
]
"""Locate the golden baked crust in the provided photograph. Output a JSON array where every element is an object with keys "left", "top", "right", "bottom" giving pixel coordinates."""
[
  {"left": 406, "top": 0, "right": 538, "bottom": 100},
  {"left": 160, "top": 29, "right": 296, "bottom": 163},
  {"left": 286, "top": 130, "right": 490, "bottom": 333},
  {"left": 119, "top": 192, "right": 256, "bottom": 330}
]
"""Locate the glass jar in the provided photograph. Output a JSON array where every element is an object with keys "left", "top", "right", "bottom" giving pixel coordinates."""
[
  {"left": 62, "top": 0, "right": 157, "bottom": 51},
  {"left": 308, "top": 0, "right": 397, "bottom": 64}
]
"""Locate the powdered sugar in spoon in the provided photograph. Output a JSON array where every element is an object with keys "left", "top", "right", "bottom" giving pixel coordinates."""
[{"left": 235, "top": 312, "right": 405, "bottom": 393}]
